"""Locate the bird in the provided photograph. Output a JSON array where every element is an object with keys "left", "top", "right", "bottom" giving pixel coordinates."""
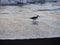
[{"left": 30, "top": 15, "right": 40, "bottom": 20}]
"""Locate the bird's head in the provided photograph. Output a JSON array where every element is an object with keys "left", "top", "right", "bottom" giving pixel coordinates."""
[{"left": 37, "top": 15, "right": 40, "bottom": 17}]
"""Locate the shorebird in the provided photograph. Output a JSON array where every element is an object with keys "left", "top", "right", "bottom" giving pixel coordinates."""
[
  {"left": 30, "top": 15, "right": 40, "bottom": 21},
  {"left": 30, "top": 15, "right": 40, "bottom": 25}
]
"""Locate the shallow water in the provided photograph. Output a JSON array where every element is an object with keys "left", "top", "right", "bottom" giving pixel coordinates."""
[{"left": 0, "top": 3, "right": 60, "bottom": 39}]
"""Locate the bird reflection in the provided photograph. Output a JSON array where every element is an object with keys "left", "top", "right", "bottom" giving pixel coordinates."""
[
  {"left": 32, "top": 20, "right": 38, "bottom": 25},
  {"left": 29, "top": 15, "right": 40, "bottom": 25}
]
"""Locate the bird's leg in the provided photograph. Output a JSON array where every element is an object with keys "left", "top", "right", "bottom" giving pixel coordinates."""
[
  {"left": 33, "top": 19, "right": 36, "bottom": 22},
  {"left": 32, "top": 20, "right": 38, "bottom": 25}
]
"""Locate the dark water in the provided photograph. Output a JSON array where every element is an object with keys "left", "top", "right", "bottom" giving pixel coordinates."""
[
  {"left": 37, "top": 8, "right": 60, "bottom": 11},
  {"left": 0, "top": 4, "right": 26, "bottom": 6}
]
